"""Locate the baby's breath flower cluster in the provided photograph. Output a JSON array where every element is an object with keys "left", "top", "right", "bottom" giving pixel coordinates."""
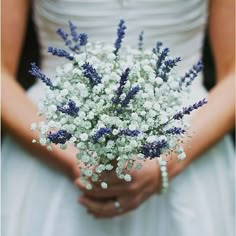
[{"left": 30, "top": 20, "right": 207, "bottom": 189}]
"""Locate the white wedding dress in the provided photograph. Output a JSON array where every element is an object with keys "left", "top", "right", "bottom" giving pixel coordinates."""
[{"left": 2, "top": 0, "right": 235, "bottom": 235}]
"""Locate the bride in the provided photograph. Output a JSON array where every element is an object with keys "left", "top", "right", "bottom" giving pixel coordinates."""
[{"left": 2, "top": 0, "right": 235, "bottom": 235}]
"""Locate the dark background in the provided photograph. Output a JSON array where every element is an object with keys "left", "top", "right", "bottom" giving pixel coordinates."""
[{"left": 15, "top": 11, "right": 234, "bottom": 142}]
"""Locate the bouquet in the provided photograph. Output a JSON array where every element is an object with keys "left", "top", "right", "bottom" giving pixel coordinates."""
[{"left": 30, "top": 20, "right": 207, "bottom": 189}]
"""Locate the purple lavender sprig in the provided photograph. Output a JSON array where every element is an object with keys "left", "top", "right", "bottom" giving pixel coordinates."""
[
  {"left": 173, "top": 98, "right": 207, "bottom": 120},
  {"left": 179, "top": 60, "right": 203, "bottom": 87},
  {"left": 120, "top": 129, "right": 141, "bottom": 137},
  {"left": 112, "top": 68, "right": 130, "bottom": 104},
  {"left": 29, "top": 63, "right": 55, "bottom": 90},
  {"left": 47, "top": 130, "right": 72, "bottom": 144},
  {"left": 82, "top": 62, "right": 102, "bottom": 86},
  {"left": 92, "top": 127, "right": 112, "bottom": 143},
  {"left": 114, "top": 19, "right": 126, "bottom": 56},
  {"left": 163, "top": 57, "right": 181, "bottom": 73},
  {"left": 159, "top": 57, "right": 181, "bottom": 82},
  {"left": 56, "top": 21, "right": 88, "bottom": 53},
  {"left": 166, "top": 127, "right": 186, "bottom": 135},
  {"left": 56, "top": 28, "right": 71, "bottom": 46},
  {"left": 121, "top": 85, "right": 140, "bottom": 107},
  {"left": 155, "top": 47, "right": 170, "bottom": 78},
  {"left": 69, "top": 21, "right": 79, "bottom": 42},
  {"left": 141, "top": 139, "right": 168, "bottom": 159},
  {"left": 78, "top": 33, "right": 88, "bottom": 46},
  {"left": 48, "top": 47, "right": 74, "bottom": 60},
  {"left": 138, "top": 31, "right": 144, "bottom": 50},
  {"left": 152, "top": 41, "right": 163, "bottom": 54},
  {"left": 57, "top": 100, "right": 79, "bottom": 117}
]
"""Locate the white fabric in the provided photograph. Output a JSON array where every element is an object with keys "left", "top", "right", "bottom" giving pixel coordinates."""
[{"left": 2, "top": 0, "right": 235, "bottom": 235}]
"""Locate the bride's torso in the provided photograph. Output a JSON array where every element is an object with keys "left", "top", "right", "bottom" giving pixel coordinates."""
[{"left": 30, "top": 0, "right": 208, "bottom": 101}]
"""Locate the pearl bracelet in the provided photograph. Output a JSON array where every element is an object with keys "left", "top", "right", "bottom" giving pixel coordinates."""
[{"left": 157, "top": 158, "right": 169, "bottom": 193}]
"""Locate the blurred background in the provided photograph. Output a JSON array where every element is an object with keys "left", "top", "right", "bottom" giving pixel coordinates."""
[{"left": 9, "top": 8, "right": 235, "bottom": 142}]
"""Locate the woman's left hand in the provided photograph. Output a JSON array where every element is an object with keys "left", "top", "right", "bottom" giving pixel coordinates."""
[{"left": 74, "top": 159, "right": 161, "bottom": 218}]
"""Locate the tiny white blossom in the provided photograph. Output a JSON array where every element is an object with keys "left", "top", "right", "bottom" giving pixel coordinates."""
[
  {"left": 124, "top": 174, "right": 132, "bottom": 182},
  {"left": 101, "top": 182, "right": 108, "bottom": 189},
  {"left": 30, "top": 123, "right": 37, "bottom": 131},
  {"left": 178, "top": 152, "right": 186, "bottom": 160},
  {"left": 80, "top": 133, "right": 88, "bottom": 141}
]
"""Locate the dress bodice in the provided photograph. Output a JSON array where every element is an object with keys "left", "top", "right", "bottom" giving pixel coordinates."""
[{"left": 33, "top": 0, "right": 208, "bottom": 80}]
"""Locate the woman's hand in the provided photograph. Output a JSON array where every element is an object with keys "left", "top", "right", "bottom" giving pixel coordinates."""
[{"left": 74, "top": 159, "right": 161, "bottom": 218}]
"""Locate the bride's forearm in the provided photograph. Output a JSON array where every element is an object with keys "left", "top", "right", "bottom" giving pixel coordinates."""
[
  {"left": 168, "top": 72, "right": 235, "bottom": 179},
  {"left": 1, "top": 69, "right": 78, "bottom": 178}
]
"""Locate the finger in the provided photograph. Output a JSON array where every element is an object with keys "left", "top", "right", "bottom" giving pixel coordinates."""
[
  {"left": 79, "top": 196, "right": 116, "bottom": 214},
  {"left": 79, "top": 194, "right": 138, "bottom": 217},
  {"left": 74, "top": 178, "right": 131, "bottom": 199}
]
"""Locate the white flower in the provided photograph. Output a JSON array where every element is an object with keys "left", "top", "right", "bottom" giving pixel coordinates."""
[
  {"left": 101, "top": 182, "right": 108, "bottom": 189},
  {"left": 30, "top": 123, "right": 37, "bottom": 131},
  {"left": 129, "top": 124, "right": 137, "bottom": 131},
  {"left": 87, "top": 111, "right": 95, "bottom": 120},
  {"left": 63, "top": 63, "right": 73, "bottom": 73},
  {"left": 178, "top": 152, "right": 186, "bottom": 160},
  {"left": 124, "top": 174, "right": 132, "bottom": 182},
  {"left": 141, "top": 124, "right": 149, "bottom": 131},
  {"left": 61, "top": 89, "right": 68, "bottom": 96},
  {"left": 112, "top": 129, "right": 119, "bottom": 135},
  {"left": 105, "top": 164, "right": 113, "bottom": 170},
  {"left": 47, "top": 146, "right": 53, "bottom": 151},
  {"left": 39, "top": 137, "right": 47, "bottom": 146},
  {"left": 155, "top": 77, "right": 163, "bottom": 85},
  {"left": 86, "top": 183, "right": 92, "bottom": 190},
  {"left": 84, "top": 121, "right": 92, "bottom": 129},
  {"left": 144, "top": 101, "right": 152, "bottom": 109},
  {"left": 32, "top": 139, "right": 37, "bottom": 144},
  {"left": 80, "top": 133, "right": 88, "bottom": 141},
  {"left": 69, "top": 137, "right": 77, "bottom": 143},
  {"left": 72, "top": 68, "right": 82, "bottom": 75},
  {"left": 147, "top": 136, "right": 157, "bottom": 143}
]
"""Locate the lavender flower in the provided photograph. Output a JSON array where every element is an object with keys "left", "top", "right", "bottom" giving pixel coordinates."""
[
  {"left": 155, "top": 47, "right": 170, "bottom": 77},
  {"left": 29, "top": 63, "right": 55, "bottom": 90},
  {"left": 159, "top": 57, "right": 181, "bottom": 82},
  {"left": 56, "top": 22, "right": 88, "bottom": 53},
  {"left": 138, "top": 31, "right": 144, "bottom": 50},
  {"left": 69, "top": 21, "right": 79, "bottom": 42},
  {"left": 173, "top": 98, "right": 207, "bottom": 120},
  {"left": 114, "top": 19, "right": 126, "bottom": 55},
  {"left": 57, "top": 100, "right": 79, "bottom": 117},
  {"left": 179, "top": 60, "right": 203, "bottom": 87},
  {"left": 92, "top": 127, "right": 112, "bottom": 143},
  {"left": 82, "top": 62, "right": 102, "bottom": 86},
  {"left": 48, "top": 47, "right": 74, "bottom": 60},
  {"left": 152, "top": 41, "right": 163, "bottom": 54},
  {"left": 112, "top": 68, "right": 130, "bottom": 104},
  {"left": 121, "top": 85, "right": 140, "bottom": 107},
  {"left": 56, "top": 28, "right": 71, "bottom": 46},
  {"left": 163, "top": 57, "right": 181, "bottom": 73},
  {"left": 120, "top": 129, "right": 141, "bottom": 137},
  {"left": 78, "top": 33, "right": 88, "bottom": 46},
  {"left": 141, "top": 139, "right": 168, "bottom": 159},
  {"left": 166, "top": 127, "right": 186, "bottom": 135},
  {"left": 47, "top": 130, "right": 72, "bottom": 144}
]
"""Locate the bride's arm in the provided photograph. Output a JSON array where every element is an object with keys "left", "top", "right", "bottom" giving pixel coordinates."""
[
  {"left": 168, "top": 0, "right": 235, "bottom": 177},
  {"left": 76, "top": 0, "right": 235, "bottom": 217},
  {"left": 2, "top": 0, "right": 79, "bottom": 179}
]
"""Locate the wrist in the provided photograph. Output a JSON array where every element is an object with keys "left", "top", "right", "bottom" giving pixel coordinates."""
[{"left": 166, "top": 155, "right": 188, "bottom": 180}]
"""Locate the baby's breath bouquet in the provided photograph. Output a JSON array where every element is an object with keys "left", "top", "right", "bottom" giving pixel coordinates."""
[{"left": 30, "top": 20, "right": 207, "bottom": 189}]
